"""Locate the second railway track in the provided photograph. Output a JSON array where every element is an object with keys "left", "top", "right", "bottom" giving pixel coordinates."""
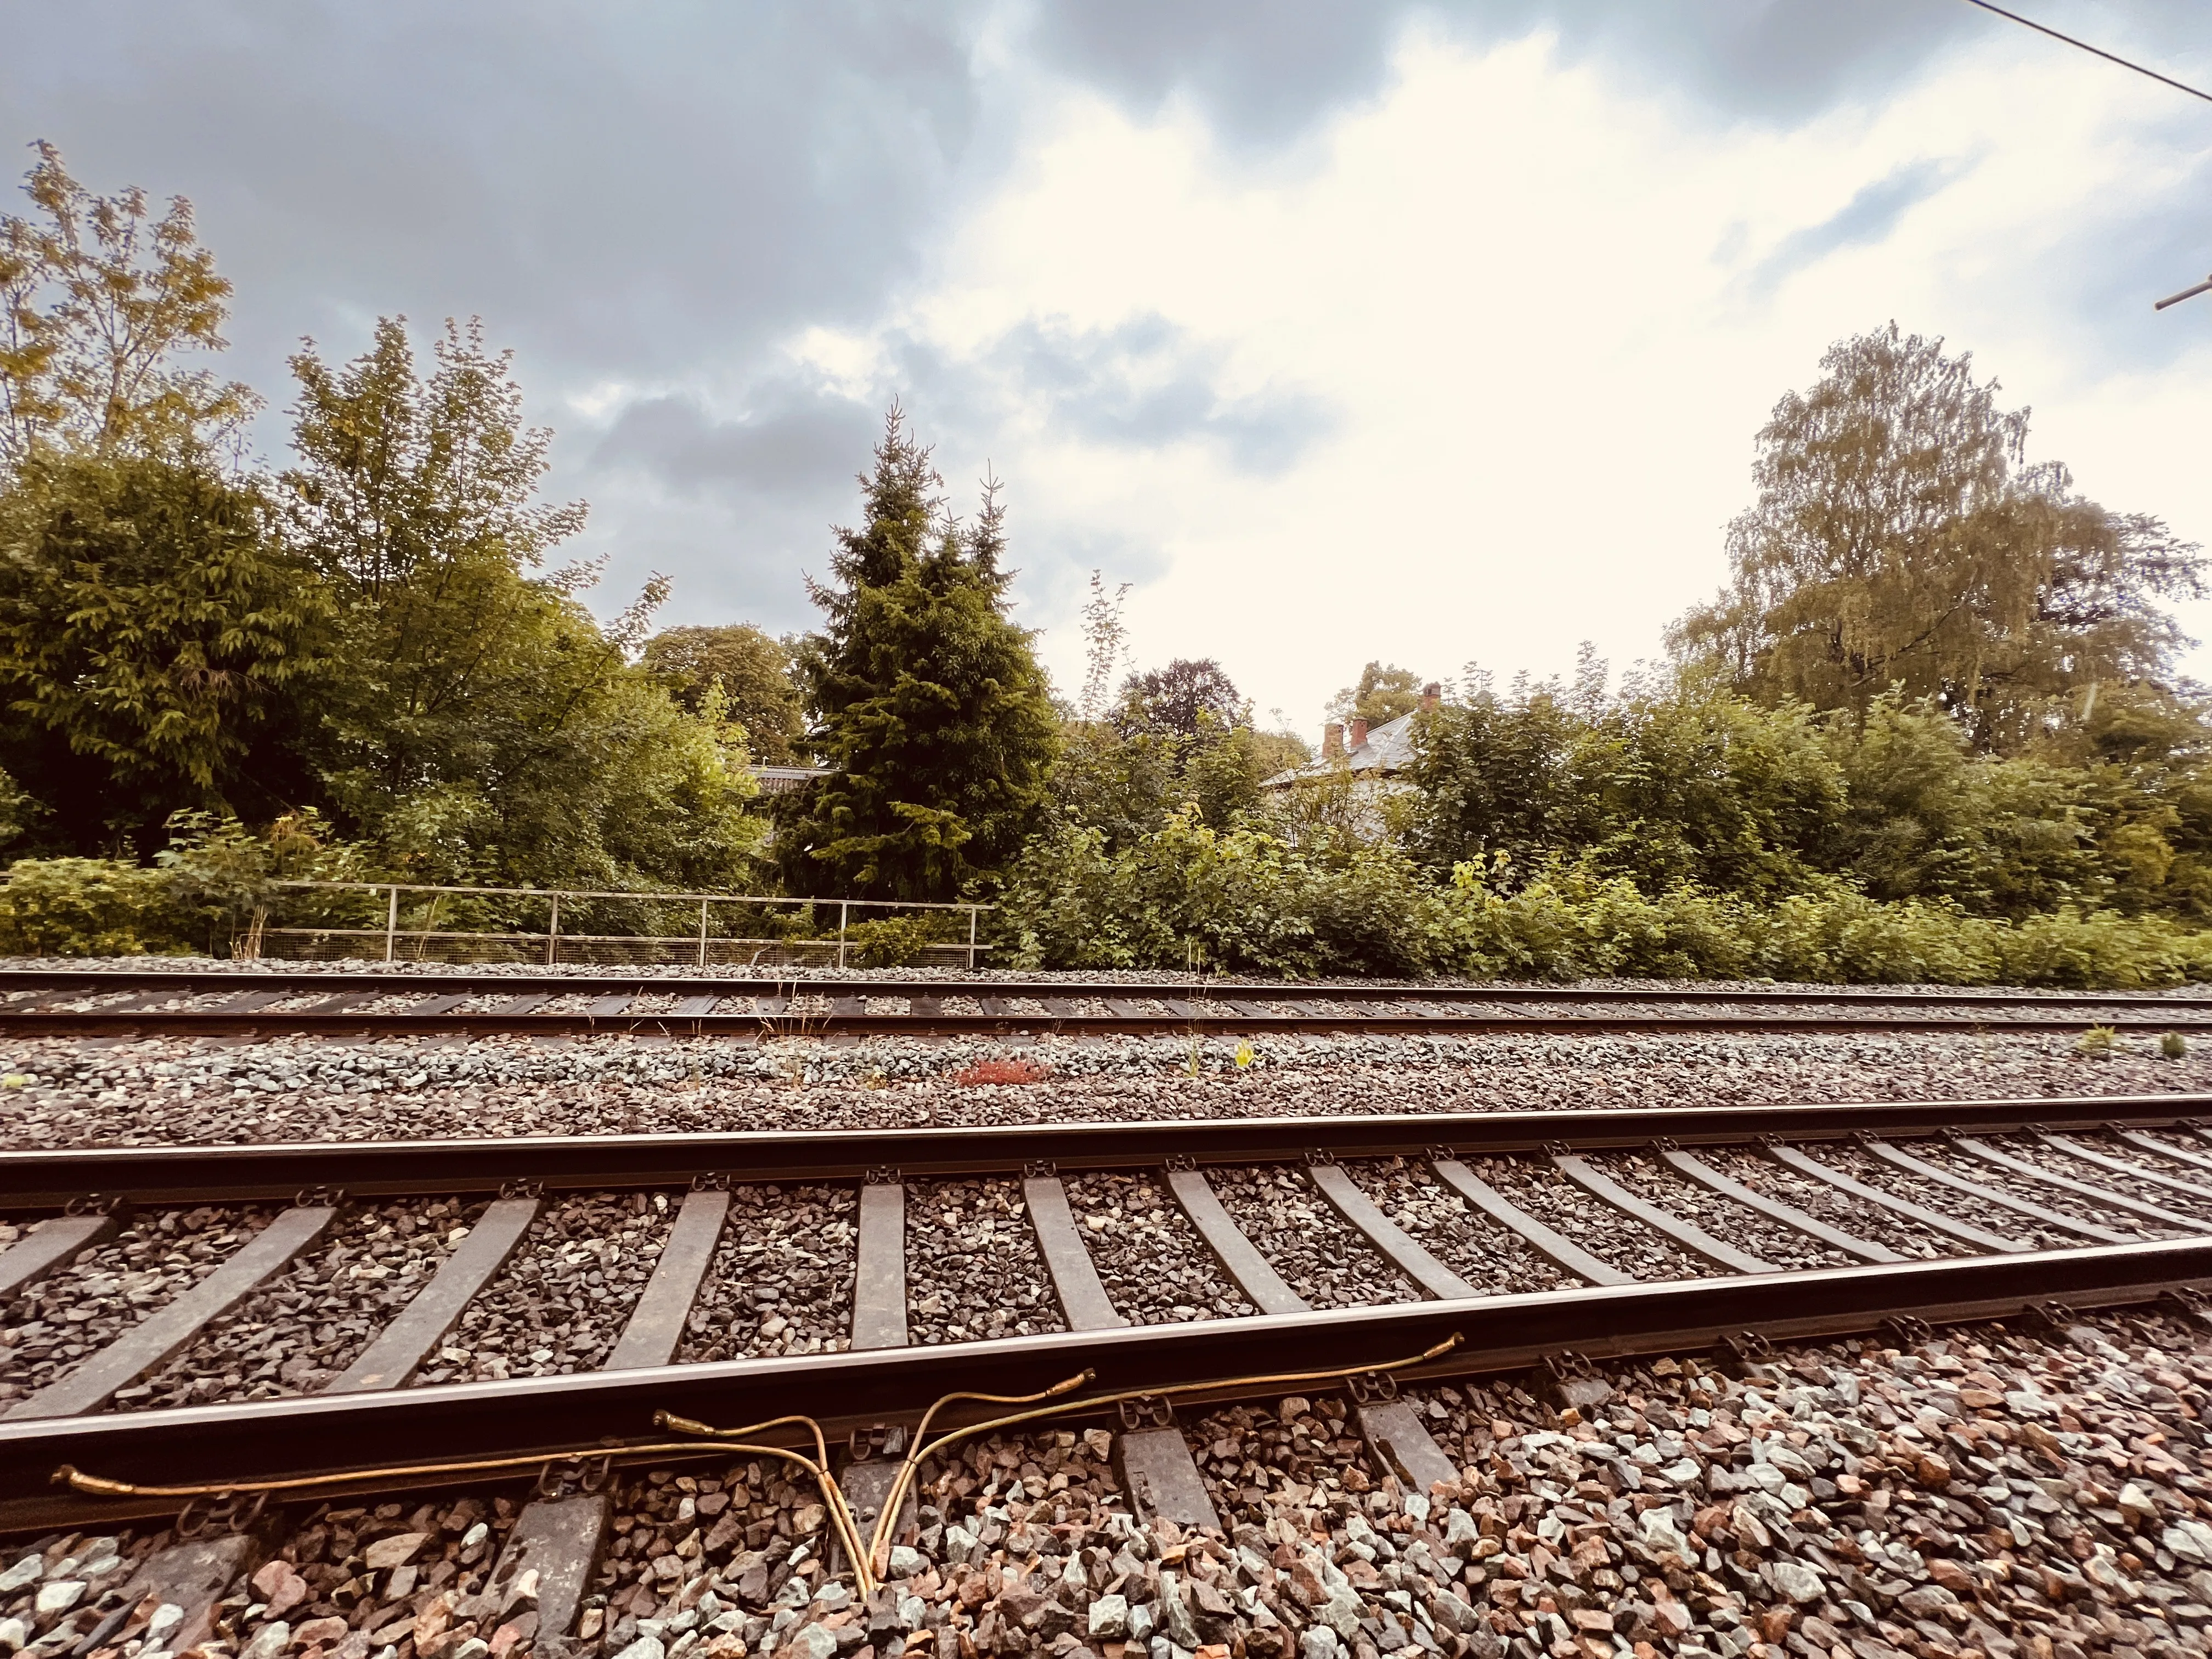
[
  {"left": 7, "top": 968, "right": 2212, "bottom": 1042},
  {"left": 7, "top": 1091, "right": 2212, "bottom": 1537}
]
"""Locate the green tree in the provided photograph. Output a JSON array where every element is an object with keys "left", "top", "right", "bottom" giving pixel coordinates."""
[
  {"left": 1118, "top": 658, "right": 1245, "bottom": 741},
  {"left": 1, "top": 142, "right": 254, "bottom": 469},
  {"left": 283, "top": 315, "right": 760, "bottom": 887},
  {"left": 1327, "top": 661, "right": 1426, "bottom": 726},
  {"left": 641, "top": 622, "right": 803, "bottom": 763},
  {"left": 1672, "top": 324, "right": 2204, "bottom": 752},
  {"left": 783, "top": 408, "right": 1058, "bottom": 899},
  {"left": 0, "top": 450, "right": 325, "bottom": 850}
]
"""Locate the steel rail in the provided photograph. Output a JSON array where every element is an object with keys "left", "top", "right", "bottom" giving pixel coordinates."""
[
  {"left": 9, "top": 1001, "right": 2212, "bottom": 1041},
  {"left": 6, "top": 1098, "right": 2212, "bottom": 1536},
  {"left": 7, "top": 1239, "right": 2207, "bottom": 1536},
  {"left": 9, "top": 966, "right": 2212, "bottom": 1009},
  {"left": 3, "top": 1093, "right": 2209, "bottom": 1209}
]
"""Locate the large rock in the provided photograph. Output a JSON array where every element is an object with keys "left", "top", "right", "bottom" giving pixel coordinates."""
[{"left": 1087, "top": 1596, "right": 1130, "bottom": 1640}]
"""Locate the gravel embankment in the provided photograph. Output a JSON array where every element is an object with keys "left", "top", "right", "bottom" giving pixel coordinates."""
[
  {"left": 1207, "top": 1167, "right": 1417, "bottom": 1310},
  {"left": 0, "top": 1204, "right": 276, "bottom": 1407},
  {"left": 10, "top": 1309, "right": 2212, "bottom": 1659},
  {"left": 1064, "top": 1172, "right": 1254, "bottom": 1324},
  {"left": 5, "top": 1027, "right": 2212, "bottom": 1152},
  {"left": 415, "top": 1193, "right": 676, "bottom": 1384},
  {"left": 677, "top": 1186, "right": 856, "bottom": 1364},
  {"left": 903, "top": 1181, "right": 1065, "bottom": 1346},
  {"left": 1343, "top": 1156, "right": 1574, "bottom": 1295}
]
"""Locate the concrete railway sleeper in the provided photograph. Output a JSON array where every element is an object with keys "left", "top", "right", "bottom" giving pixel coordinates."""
[{"left": 1, "top": 1098, "right": 2211, "bottom": 1556}]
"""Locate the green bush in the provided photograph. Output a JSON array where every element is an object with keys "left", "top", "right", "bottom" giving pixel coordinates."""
[
  {"left": 0, "top": 858, "right": 187, "bottom": 956},
  {"left": 839, "top": 915, "right": 947, "bottom": 968},
  {"left": 996, "top": 812, "right": 2212, "bottom": 989}
]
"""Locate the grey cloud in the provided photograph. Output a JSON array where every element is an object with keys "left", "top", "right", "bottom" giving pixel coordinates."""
[
  {"left": 989, "top": 314, "right": 1335, "bottom": 473},
  {"left": 592, "top": 386, "right": 881, "bottom": 502},
  {"left": 1741, "top": 158, "right": 1965, "bottom": 297},
  {"left": 10, "top": 0, "right": 2203, "bottom": 645},
  {"left": 1027, "top": 0, "right": 1986, "bottom": 146},
  {"left": 4, "top": 0, "right": 999, "bottom": 399}
]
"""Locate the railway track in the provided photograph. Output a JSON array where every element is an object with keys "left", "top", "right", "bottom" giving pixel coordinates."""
[
  {"left": 6, "top": 967, "right": 2212, "bottom": 1042},
  {"left": 6, "top": 1090, "right": 2212, "bottom": 1551}
]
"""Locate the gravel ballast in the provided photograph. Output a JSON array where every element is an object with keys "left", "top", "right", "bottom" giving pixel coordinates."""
[
  {"left": 1206, "top": 1166, "right": 1417, "bottom": 1310},
  {"left": 415, "top": 1193, "right": 677, "bottom": 1384},
  {"left": 1063, "top": 1172, "right": 1254, "bottom": 1324},
  {"left": 5, "top": 1027, "right": 2212, "bottom": 1152},
  {"left": 1459, "top": 1155, "right": 1714, "bottom": 1282},
  {"left": 13, "top": 1309, "right": 2212, "bottom": 1659},
  {"left": 903, "top": 1181, "right": 1065, "bottom": 1347},
  {"left": 676, "top": 1185, "right": 856, "bottom": 1364},
  {"left": 125, "top": 1198, "right": 481, "bottom": 1408},
  {"left": 0, "top": 1204, "right": 276, "bottom": 1407},
  {"left": 1589, "top": 1152, "right": 1855, "bottom": 1272},
  {"left": 1343, "top": 1156, "right": 1576, "bottom": 1295},
  {"left": 1699, "top": 1147, "right": 1965, "bottom": 1260}
]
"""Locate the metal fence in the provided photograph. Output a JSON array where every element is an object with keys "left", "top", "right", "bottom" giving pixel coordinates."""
[{"left": 250, "top": 881, "right": 992, "bottom": 969}]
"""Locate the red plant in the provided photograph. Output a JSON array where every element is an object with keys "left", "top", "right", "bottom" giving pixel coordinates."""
[{"left": 951, "top": 1056, "right": 1052, "bottom": 1086}]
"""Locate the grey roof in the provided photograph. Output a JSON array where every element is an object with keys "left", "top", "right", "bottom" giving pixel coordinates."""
[
  {"left": 748, "top": 764, "right": 838, "bottom": 796},
  {"left": 1263, "top": 708, "right": 1419, "bottom": 788}
]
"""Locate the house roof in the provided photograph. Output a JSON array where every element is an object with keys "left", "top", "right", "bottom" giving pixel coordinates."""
[{"left": 1262, "top": 708, "right": 1420, "bottom": 788}]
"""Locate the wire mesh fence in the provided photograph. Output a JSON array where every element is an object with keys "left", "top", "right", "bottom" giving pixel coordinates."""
[{"left": 250, "top": 882, "right": 991, "bottom": 969}]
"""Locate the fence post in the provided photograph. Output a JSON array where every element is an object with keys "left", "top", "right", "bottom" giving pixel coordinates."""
[
  {"left": 385, "top": 886, "right": 399, "bottom": 963},
  {"left": 547, "top": 893, "right": 561, "bottom": 966},
  {"left": 698, "top": 898, "right": 710, "bottom": 968},
  {"left": 837, "top": 900, "right": 849, "bottom": 970},
  {"left": 967, "top": 905, "right": 978, "bottom": 971}
]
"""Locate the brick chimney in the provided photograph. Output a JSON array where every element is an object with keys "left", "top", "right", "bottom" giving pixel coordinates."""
[
  {"left": 1348, "top": 716, "right": 1369, "bottom": 751},
  {"left": 1420, "top": 681, "right": 1441, "bottom": 712},
  {"left": 1322, "top": 721, "right": 1344, "bottom": 760}
]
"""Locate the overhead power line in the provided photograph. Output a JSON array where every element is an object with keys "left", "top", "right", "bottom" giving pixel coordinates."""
[
  {"left": 2156, "top": 275, "right": 2212, "bottom": 311},
  {"left": 1958, "top": 0, "right": 2212, "bottom": 103}
]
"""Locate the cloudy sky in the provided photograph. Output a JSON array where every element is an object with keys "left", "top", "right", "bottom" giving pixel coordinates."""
[{"left": 8, "top": 1, "right": 2210, "bottom": 740}]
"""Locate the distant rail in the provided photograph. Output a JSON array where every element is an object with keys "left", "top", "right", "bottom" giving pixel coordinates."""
[{"left": 4, "top": 967, "right": 2212, "bottom": 1041}]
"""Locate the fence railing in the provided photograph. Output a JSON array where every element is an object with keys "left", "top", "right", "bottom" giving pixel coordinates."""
[{"left": 252, "top": 881, "right": 992, "bottom": 969}]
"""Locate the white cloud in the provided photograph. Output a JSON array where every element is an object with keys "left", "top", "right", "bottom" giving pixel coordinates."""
[{"left": 811, "top": 17, "right": 2212, "bottom": 735}]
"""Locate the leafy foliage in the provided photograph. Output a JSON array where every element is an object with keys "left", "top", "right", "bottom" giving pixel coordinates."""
[
  {"left": 642, "top": 623, "right": 804, "bottom": 763},
  {"left": 280, "top": 315, "right": 761, "bottom": 888},
  {"left": 1117, "top": 658, "right": 1245, "bottom": 741},
  {"left": 1672, "top": 324, "right": 2204, "bottom": 752},
  {"left": 0, "top": 856, "right": 182, "bottom": 956},
  {"left": 0, "top": 142, "right": 255, "bottom": 465},
  {"left": 1327, "top": 661, "right": 1427, "bottom": 726},
  {"left": 0, "top": 450, "right": 326, "bottom": 848}
]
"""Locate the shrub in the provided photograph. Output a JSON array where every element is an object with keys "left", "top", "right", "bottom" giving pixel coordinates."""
[
  {"left": 0, "top": 858, "right": 187, "bottom": 956},
  {"left": 838, "top": 915, "right": 948, "bottom": 968},
  {"left": 996, "top": 815, "right": 2212, "bottom": 989}
]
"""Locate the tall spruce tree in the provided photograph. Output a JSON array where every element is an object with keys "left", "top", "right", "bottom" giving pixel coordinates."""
[{"left": 784, "top": 408, "right": 1057, "bottom": 900}]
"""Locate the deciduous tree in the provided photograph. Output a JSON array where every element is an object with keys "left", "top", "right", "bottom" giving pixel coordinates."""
[
  {"left": 1672, "top": 324, "right": 2204, "bottom": 752},
  {"left": 641, "top": 622, "right": 803, "bottom": 763}
]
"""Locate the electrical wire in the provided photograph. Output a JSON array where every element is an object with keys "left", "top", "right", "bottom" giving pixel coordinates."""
[{"left": 1959, "top": 0, "right": 2212, "bottom": 104}]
